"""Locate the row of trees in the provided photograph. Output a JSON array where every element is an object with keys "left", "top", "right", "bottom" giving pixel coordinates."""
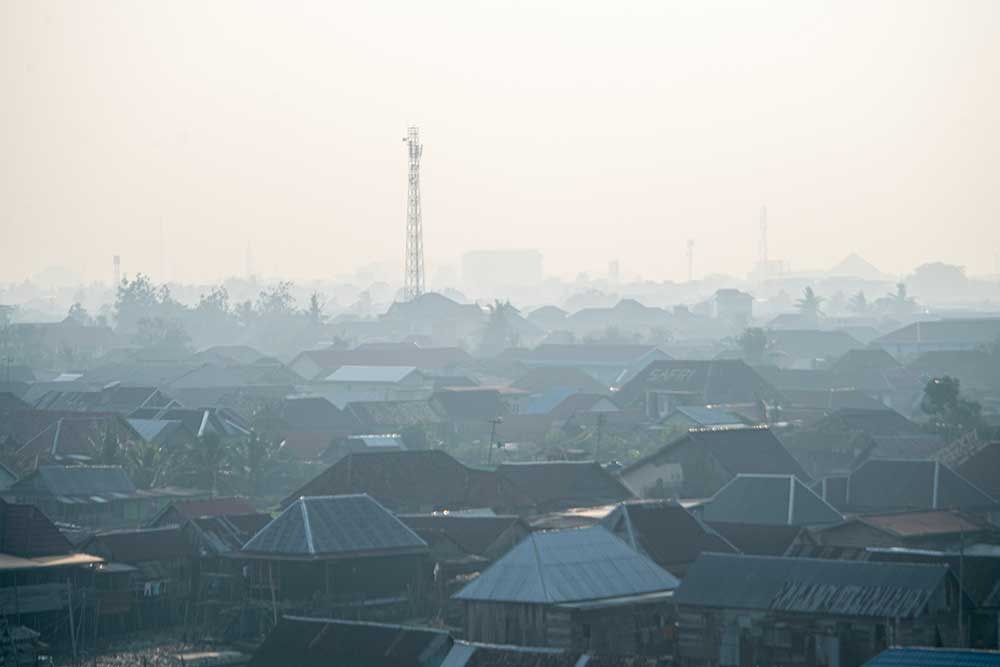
[
  {"left": 795, "top": 283, "right": 919, "bottom": 321},
  {"left": 99, "top": 423, "right": 288, "bottom": 498},
  {"left": 106, "top": 274, "right": 339, "bottom": 358}
]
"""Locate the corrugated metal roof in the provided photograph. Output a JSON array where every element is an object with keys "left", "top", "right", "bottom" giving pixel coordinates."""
[
  {"left": 127, "top": 418, "right": 180, "bottom": 443},
  {"left": 453, "top": 525, "right": 679, "bottom": 604},
  {"left": 30, "top": 465, "right": 136, "bottom": 497},
  {"left": 702, "top": 474, "right": 843, "bottom": 527},
  {"left": 865, "top": 648, "right": 1000, "bottom": 667},
  {"left": 243, "top": 494, "right": 428, "bottom": 559},
  {"left": 676, "top": 553, "right": 952, "bottom": 618},
  {"left": 326, "top": 365, "right": 422, "bottom": 384},
  {"left": 671, "top": 406, "right": 745, "bottom": 427}
]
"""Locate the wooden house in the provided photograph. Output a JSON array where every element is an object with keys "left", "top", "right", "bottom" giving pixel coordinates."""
[
  {"left": 78, "top": 525, "right": 196, "bottom": 631},
  {"left": 620, "top": 426, "right": 809, "bottom": 499},
  {"left": 0, "top": 499, "right": 103, "bottom": 644},
  {"left": 674, "top": 553, "right": 972, "bottom": 667},
  {"left": 240, "top": 494, "right": 430, "bottom": 621},
  {"left": 454, "top": 525, "right": 679, "bottom": 653}
]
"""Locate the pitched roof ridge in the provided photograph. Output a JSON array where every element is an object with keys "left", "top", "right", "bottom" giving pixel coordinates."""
[
  {"left": 299, "top": 498, "right": 316, "bottom": 555},
  {"left": 527, "top": 532, "right": 551, "bottom": 603}
]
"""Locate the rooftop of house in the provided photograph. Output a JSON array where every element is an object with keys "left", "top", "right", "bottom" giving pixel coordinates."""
[
  {"left": 324, "top": 365, "right": 425, "bottom": 384},
  {"left": 864, "top": 648, "right": 1000, "bottom": 667},
  {"left": 345, "top": 401, "right": 444, "bottom": 432},
  {"left": 453, "top": 525, "right": 680, "bottom": 604},
  {"left": 242, "top": 494, "right": 428, "bottom": 560},
  {"left": 877, "top": 318, "right": 1000, "bottom": 345},
  {"left": 497, "top": 460, "right": 633, "bottom": 510},
  {"left": 511, "top": 367, "right": 608, "bottom": 395},
  {"left": 852, "top": 510, "right": 995, "bottom": 539},
  {"left": 247, "top": 615, "right": 453, "bottom": 667},
  {"left": 397, "top": 514, "right": 526, "bottom": 557},
  {"left": 82, "top": 525, "right": 194, "bottom": 563},
  {"left": 701, "top": 474, "right": 843, "bottom": 527},
  {"left": 616, "top": 359, "right": 779, "bottom": 407},
  {"left": 5, "top": 464, "right": 137, "bottom": 498},
  {"left": 666, "top": 405, "right": 746, "bottom": 427},
  {"left": 848, "top": 459, "right": 998, "bottom": 512},
  {"left": 431, "top": 389, "right": 508, "bottom": 422},
  {"left": 765, "top": 329, "right": 863, "bottom": 359},
  {"left": 601, "top": 500, "right": 738, "bottom": 570},
  {"left": 675, "top": 552, "right": 955, "bottom": 618},
  {"left": 156, "top": 496, "right": 258, "bottom": 522},
  {"left": 278, "top": 395, "right": 360, "bottom": 432},
  {"left": 624, "top": 425, "right": 810, "bottom": 482},
  {"left": 500, "top": 344, "right": 667, "bottom": 366},
  {"left": 285, "top": 450, "right": 501, "bottom": 513},
  {"left": 0, "top": 498, "right": 73, "bottom": 557},
  {"left": 291, "top": 344, "right": 472, "bottom": 377}
]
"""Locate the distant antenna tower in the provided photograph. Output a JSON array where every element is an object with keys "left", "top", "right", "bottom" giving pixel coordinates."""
[
  {"left": 402, "top": 126, "right": 425, "bottom": 301},
  {"left": 113, "top": 255, "right": 121, "bottom": 290},
  {"left": 686, "top": 239, "right": 695, "bottom": 282},
  {"left": 759, "top": 205, "right": 768, "bottom": 276}
]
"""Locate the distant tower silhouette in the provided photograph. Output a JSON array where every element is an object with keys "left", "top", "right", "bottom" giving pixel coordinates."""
[
  {"left": 112, "top": 255, "right": 121, "bottom": 290},
  {"left": 686, "top": 239, "right": 695, "bottom": 282},
  {"left": 403, "top": 126, "right": 425, "bottom": 301}
]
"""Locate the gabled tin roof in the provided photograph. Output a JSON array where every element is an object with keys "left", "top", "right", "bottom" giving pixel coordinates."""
[
  {"left": 453, "top": 525, "right": 679, "bottom": 604},
  {"left": 242, "top": 494, "right": 428, "bottom": 560},
  {"left": 702, "top": 474, "right": 843, "bottom": 527}
]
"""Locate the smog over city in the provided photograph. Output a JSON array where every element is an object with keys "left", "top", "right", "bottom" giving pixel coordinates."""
[{"left": 2, "top": 2, "right": 1000, "bottom": 666}]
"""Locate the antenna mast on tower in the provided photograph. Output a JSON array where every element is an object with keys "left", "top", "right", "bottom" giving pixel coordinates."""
[{"left": 403, "top": 126, "right": 425, "bottom": 301}]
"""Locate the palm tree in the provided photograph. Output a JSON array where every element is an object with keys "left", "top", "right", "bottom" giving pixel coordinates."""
[
  {"left": 796, "top": 287, "right": 824, "bottom": 321},
  {"left": 178, "top": 433, "right": 231, "bottom": 496},
  {"left": 125, "top": 440, "right": 171, "bottom": 490},
  {"left": 96, "top": 426, "right": 125, "bottom": 466},
  {"left": 231, "top": 431, "right": 285, "bottom": 499}
]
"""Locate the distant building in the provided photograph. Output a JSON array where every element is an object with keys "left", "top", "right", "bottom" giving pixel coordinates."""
[
  {"left": 876, "top": 319, "right": 1000, "bottom": 361},
  {"left": 713, "top": 289, "right": 753, "bottom": 326},
  {"left": 318, "top": 365, "right": 433, "bottom": 407}
]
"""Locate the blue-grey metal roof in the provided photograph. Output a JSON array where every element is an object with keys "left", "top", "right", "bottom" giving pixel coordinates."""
[
  {"left": 453, "top": 525, "right": 679, "bottom": 604},
  {"left": 25, "top": 465, "right": 137, "bottom": 497},
  {"left": 671, "top": 406, "right": 745, "bottom": 427},
  {"left": 865, "top": 648, "right": 1000, "bottom": 667},
  {"left": 325, "top": 366, "right": 423, "bottom": 384},
  {"left": 242, "top": 494, "right": 428, "bottom": 559},
  {"left": 675, "top": 553, "right": 952, "bottom": 618},
  {"left": 702, "top": 474, "right": 843, "bottom": 527},
  {"left": 127, "top": 418, "right": 183, "bottom": 443}
]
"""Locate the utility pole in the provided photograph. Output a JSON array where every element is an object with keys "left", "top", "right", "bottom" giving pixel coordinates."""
[
  {"left": 403, "top": 126, "right": 426, "bottom": 301},
  {"left": 486, "top": 417, "right": 503, "bottom": 465}
]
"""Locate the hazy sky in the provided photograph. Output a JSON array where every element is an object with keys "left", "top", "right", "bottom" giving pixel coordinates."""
[{"left": 2, "top": 0, "right": 998, "bottom": 286}]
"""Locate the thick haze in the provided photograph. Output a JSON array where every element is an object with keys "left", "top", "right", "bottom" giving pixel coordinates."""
[{"left": 2, "top": 0, "right": 998, "bottom": 286}]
